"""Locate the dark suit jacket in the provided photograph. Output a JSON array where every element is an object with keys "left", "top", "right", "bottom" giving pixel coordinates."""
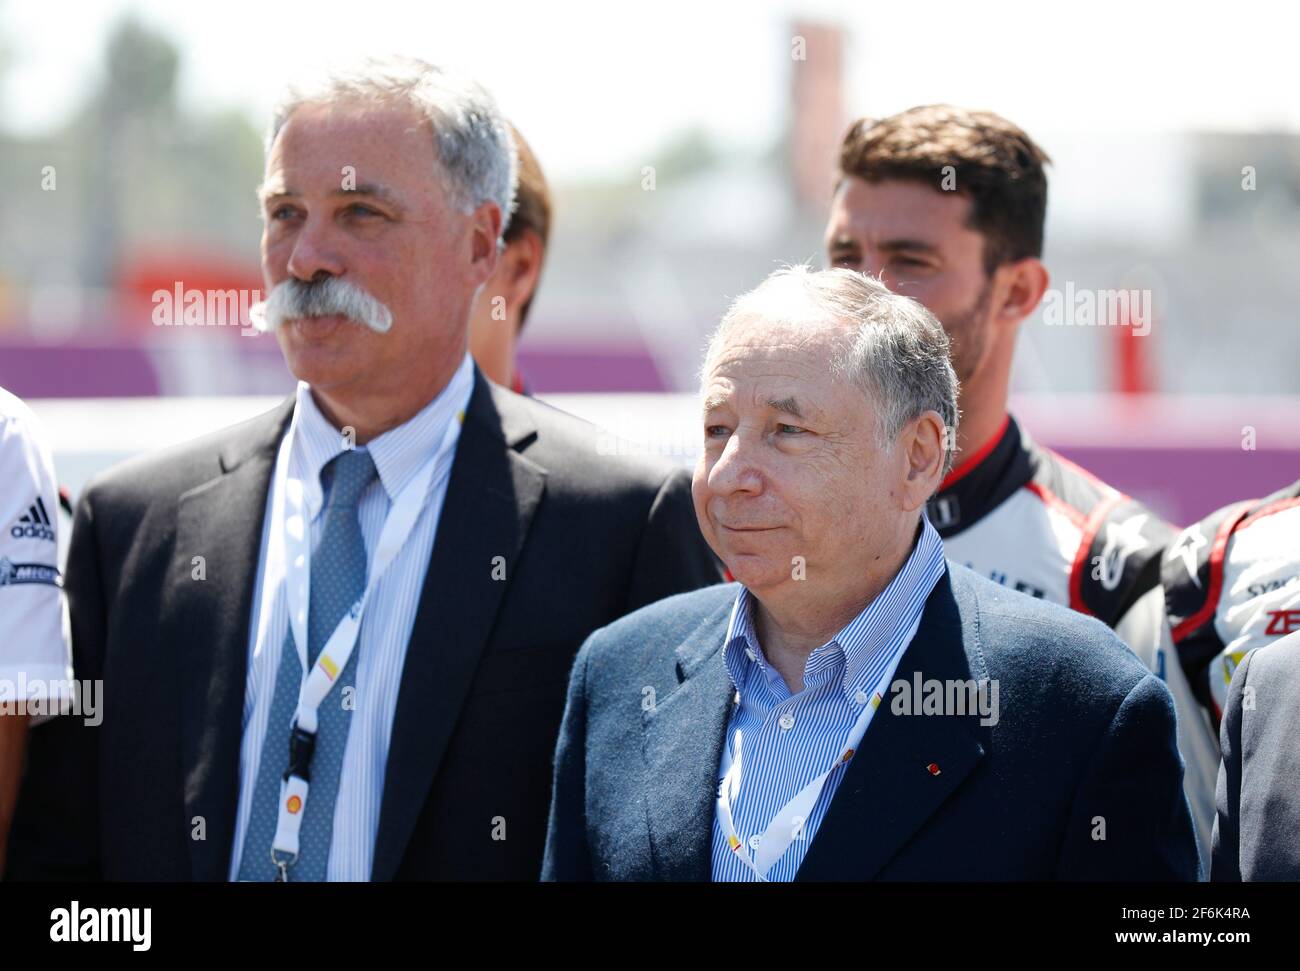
[
  {"left": 1211, "top": 631, "right": 1300, "bottom": 881},
  {"left": 5, "top": 370, "right": 720, "bottom": 881},
  {"left": 542, "top": 566, "right": 1200, "bottom": 880}
]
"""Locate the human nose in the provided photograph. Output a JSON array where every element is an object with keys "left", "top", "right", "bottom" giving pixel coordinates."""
[
  {"left": 708, "top": 426, "right": 763, "bottom": 496},
  {"left": 284, "top": 214, "right": 346, "bottom": 282}
]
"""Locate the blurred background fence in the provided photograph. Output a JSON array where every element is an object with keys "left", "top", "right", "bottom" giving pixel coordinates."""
[{"left": 2, "top": 1, "right": 1297, "bottom": 523}]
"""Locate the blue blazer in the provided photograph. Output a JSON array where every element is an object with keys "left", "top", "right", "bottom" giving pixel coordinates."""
[{"left": 542, "top": 565, "right": 1200, "bottom": 881}]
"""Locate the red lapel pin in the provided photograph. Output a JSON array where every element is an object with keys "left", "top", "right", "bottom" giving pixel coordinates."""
[{"left": 926, "top": 762, "right": 941, "bottom": 776}]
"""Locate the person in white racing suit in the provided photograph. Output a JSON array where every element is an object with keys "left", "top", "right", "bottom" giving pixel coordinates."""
[
  {"left": 1162, "top": 478, "right": 1300, "bottom": 729},
  {"left": 0, "top": 385, "right": 74, "bottom": 872}
]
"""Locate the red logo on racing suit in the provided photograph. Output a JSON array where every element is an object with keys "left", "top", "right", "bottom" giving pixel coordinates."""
[{"left": 1264, "top": 609, "right": 1300, "bottom": 636}]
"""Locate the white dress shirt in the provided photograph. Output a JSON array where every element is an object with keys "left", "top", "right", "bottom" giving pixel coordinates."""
[{"left": 227, "top": 353, "right": 475, "bottom": 881}]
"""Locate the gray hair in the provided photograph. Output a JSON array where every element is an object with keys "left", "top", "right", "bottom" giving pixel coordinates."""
[
  {"left": 703, "top": 264, "right": 961, "bottom": 474},
  {"left": 266, "top": 56, "right": 518, "bottom": 236}
]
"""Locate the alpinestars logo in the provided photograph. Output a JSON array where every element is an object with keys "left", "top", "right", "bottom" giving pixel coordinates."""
[
  {"left": 1171, "top": 525, "right": 1208, "bottom": 589},
  {"left": 11, "top": 496, "right": 55, "bottom": 542},
  {"left": 1096, "top": 514, "right": 1150, "bottom": 591}
]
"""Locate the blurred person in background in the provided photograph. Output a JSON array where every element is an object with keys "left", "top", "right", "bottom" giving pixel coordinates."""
[
  {"left": 823, "top": 105, "right": 1216, "bottom": 869},
  {"left": 467, "top": 125, "right": 550, "bottom": 394},
  {"left": 5, "top": 56, "right": 718, "bottom": 883},
  {"left": 0, "top": 385, "right": 74, "bottom": 875}
]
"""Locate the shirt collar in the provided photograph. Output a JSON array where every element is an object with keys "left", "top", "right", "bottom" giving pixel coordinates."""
[
  {"left": 721, "top": 591, "right": 787, "bottom": 698},
  {"left": 291, "top": 352, "right": 475, "bottom": 514},
  {"left": 723, "top": 513, "right": 947, "bottom": 704}
]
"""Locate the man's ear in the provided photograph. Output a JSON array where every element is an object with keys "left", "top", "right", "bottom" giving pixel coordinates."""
[
  {"left": 468, "top": 201, "right": 504, "bottom": 286},
  {"left": 992, "top": 257, "right": 1050, "bottom": 327},
  {"left": 899, "top": 411, "right": 947, "bottom": 512}
]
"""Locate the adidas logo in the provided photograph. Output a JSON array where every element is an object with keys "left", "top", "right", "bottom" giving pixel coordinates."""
[{"left": 11, "top": 496, "right": 55, "bottom": 542}]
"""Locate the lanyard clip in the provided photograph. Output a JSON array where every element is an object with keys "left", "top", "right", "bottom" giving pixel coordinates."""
[{"left": 272, "top": 848, "right": 296, "bottom": 883}]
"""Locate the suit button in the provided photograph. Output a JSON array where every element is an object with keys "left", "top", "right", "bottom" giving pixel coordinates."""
[
  {"left": 778, "top": 713, "right": 795, "bottom": 731},
  {"left": 748, "top": 835, "right": 762, "bottom": 850}
]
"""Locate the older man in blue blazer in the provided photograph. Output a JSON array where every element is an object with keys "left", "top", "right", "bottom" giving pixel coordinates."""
[{"left": 542, "top": 265, "right": 1199, "bottom": 881}]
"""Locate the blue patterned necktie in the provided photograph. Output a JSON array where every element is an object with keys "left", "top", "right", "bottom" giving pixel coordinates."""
[{"left": 237, "top": 447, "right": 378, "bottom": 881}]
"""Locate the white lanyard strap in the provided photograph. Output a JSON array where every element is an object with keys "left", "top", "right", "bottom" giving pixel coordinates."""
[
  {"left": 716, "top": 607, "right": 926, "bottom": 882},
  {"left": 716, "top": 670, "right": 891, "bottom": 881},
  {"left": 268, "top": 406, "right": 464, "bottom": 870}
]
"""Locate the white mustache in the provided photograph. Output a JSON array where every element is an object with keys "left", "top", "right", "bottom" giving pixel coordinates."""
[{"left": 253, "top": 277, "right": 394, "bottom": 334}]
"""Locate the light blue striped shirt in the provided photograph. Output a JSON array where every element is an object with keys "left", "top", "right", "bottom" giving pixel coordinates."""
[
  {"left": 710, "top": 514, "right": 946, "bottom": 882},
  {"left": 227, "top": 352, "right": 475, "bottom": 881}
]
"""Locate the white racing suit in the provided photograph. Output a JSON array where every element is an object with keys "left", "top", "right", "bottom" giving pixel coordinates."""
[{"left": 1162, "top": 478, "right": 1300, "bottom": 723}]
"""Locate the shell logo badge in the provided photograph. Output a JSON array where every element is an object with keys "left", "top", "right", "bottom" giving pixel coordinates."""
[{"left": 286, "top": 795, "right": 303, "bottom": 815}]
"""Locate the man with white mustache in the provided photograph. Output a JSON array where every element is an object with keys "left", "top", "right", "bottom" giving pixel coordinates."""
[{"left": 6, "top": 56, "right": 719, "bottom": 882}]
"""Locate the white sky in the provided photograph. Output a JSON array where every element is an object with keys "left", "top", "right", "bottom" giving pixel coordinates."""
[
  {"left": 5, "top": 0, "right": 1299, "bottom": 181},
  {"left": 2, "top": 0, "right": 1296, "bottom": 253}
]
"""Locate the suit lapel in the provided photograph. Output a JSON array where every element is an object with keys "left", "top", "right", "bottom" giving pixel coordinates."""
[
  {"left": 641, "top": 596, "right": 737, "bottom": 881},
  {"left": 796, "top": 569, "right": 989, "bottom": 881},
  {"left": 171, "top": 400, "right": 293, "bottom": 881},
  {"left": 371, "top": 374, "right": 546, "bottom": 880}
]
